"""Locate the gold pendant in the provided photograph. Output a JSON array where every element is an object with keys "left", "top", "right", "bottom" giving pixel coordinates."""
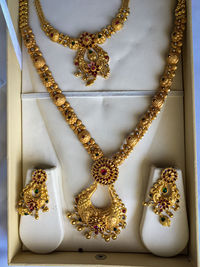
[
  {"left": 17, "top": 169, "right": 49, "bottom": 219},
  {"left": 143, "top": 168, "right": 180, "bottom": 227},
  {"left": 67, "top": 158, "right": 127, "bottom": 242},
  {"left": 72, "top": 32, "right": 110, "bottom": 86}
]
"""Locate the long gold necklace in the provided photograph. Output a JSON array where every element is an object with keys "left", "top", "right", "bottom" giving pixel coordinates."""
[
  {"left": 34, "top": 0, "right": 130, "bottom": 86},
  {"left": 19, "top": 0, "right": 186, "bottom": 242}
]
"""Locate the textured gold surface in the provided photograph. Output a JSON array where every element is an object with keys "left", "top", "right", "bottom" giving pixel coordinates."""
[
  {"left": 143, "top": 168, "right": 180, "bottom": 227},
  {"left": 66, "top": 182, "right": 127, "bottom": 242},
  {"left": 34, "top": 0, "right": 130, "bottom": 86},
  {"left": 17, "top": 169, "right": 49, "bottom": 220}
]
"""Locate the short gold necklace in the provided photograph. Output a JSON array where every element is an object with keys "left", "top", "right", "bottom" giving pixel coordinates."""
[
  {"left": 34, "top": 0, "right": 130, "bottom": 86},
  {"left": 19, "top": 0, "right": 186, "bottom": 242}
]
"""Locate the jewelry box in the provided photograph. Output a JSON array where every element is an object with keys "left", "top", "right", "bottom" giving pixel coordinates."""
[{"left": 7, "top": 0, "right": 199, "bottom": 266}]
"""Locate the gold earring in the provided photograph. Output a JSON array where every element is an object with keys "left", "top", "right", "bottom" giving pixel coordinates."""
[
  {"left": 17, "top": 169, "right": 49, "bottom": 219},
  {"left": 143, "top": 167, "right": 180, "bottom": 227}
]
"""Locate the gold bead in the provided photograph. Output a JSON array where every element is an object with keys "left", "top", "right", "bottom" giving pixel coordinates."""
[
  {"left": 112, "top": 234, "right": 117, "bottom": 240},
  {"left": 65, "top": 111, "right": 77, "bottom": 125},
  {"left": 49, "top": 30, "right": 59, "bottom": 42},
  {"left": 104, "top": 236, "right": 110, "bottom": 242},
  {"left": 33, "top": 56, "right": 45, "bottom": 69},
  {"left": 112, "top": 18, "right": 123, "bottom": 31},
  {"left": 53, "top": 93, "right": 66, "bottom": 106},
  {"left": 77, "top": 226, "right": 83, "bottom": 231},
  {"left": 160, "top": 76, "right": 172, "bottom": 87},
  {"left": 171, "top": 30, "right": 183, "bottom": 42},
  {"left": 78, "top": 130, "right": 91, "bottom": 144},
  {"left": 85, "top": 233, "right": 91, "bottom": 239},
  {"left": 74, "top": 72, "right": 81, "bottom": 77},
  {"left": 152, "top": 94, "right": 165, "bottom": 109},
  {"left": 71, "top": 220, "right": 76, "bottom": 225},
  {"left": 167, "top": 53, "right": 179, "bottom": 65},
  {"left": 126, "top": 134, "right": 138, "bottom": 147},
  {"left": 66, "top": 212, "right": 72, "bottom": 218}
]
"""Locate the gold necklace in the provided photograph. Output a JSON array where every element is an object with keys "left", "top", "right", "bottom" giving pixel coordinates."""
[
  {"left": 19, "top": 0, "right": 186, "bottom": 242},
  {"left": 34, "top": 0, "right": 130, "bottom": 86}
]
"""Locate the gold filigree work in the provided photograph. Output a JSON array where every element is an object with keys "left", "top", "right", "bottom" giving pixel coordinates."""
[
  {"left": 17, "top": 169, "right": 49, "bottom": 219},
  {"left": 143, "top": 168, "right": 180, "bottom": 227},
  {"left": 67, "top": 182, "right": 127, "bottom": 242},
  {"left": 67, "top": 157, "right": 126, "bottom": 241},
  {"left": 34, "top": 0, "right": 130, "bottom": 85}
]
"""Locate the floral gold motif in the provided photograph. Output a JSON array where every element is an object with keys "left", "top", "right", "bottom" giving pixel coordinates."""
[{"left": 91, "top": 158, "right": 119, "bottom": 185}]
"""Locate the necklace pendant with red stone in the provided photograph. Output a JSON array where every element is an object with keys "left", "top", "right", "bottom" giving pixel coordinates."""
[{"left": 73, "top": 32, "right": 110, "bottom": 86}]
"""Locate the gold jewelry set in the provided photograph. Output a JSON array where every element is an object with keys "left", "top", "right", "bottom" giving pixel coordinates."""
[{"left": 18, "top": 0, "right": 186, "bottom": 242}]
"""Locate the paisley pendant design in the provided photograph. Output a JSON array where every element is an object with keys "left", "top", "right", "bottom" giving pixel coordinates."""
[
  {"left": 67, "top": 158, "right": 127, "bottom": 242},
  {"left": 73, "top": 32, "right": 110, "bottom": 86},
  {"left": 17, "top": 169, "right": 49, "bottom": 219}
]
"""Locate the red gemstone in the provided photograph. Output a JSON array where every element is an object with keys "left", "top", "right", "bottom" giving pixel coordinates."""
[
  {"left": 85, "top": 38, "right": 89, "bottom": 41},
  {"left": 94, "top": 225, "right": 98, "bottom": 229},
  {"left": 101, "top": 169, "right": 107, "bottom": 175},
  {"left": 95, "top": 230, "right": 98, "bottom": 235},
  {"left": 105, "top": 56, "right": 109, "bottom": 60},
  {"left": 122, "top": 209, "right": 126, "bottom": 213},
  {"left": 75, "top": 62, "right": 78, "bottom": 66},
  {"left": 116, "top": 21, "right": 119, "bottom": 24},
  {"left": 75, "top": 197, "right": 79, "bottom": 203}
]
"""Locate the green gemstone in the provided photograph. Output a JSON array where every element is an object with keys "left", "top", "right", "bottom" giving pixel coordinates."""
[
  {"left": 24, "top": 213, "right": 29, "bottom": 216},
  {"left": 35, "top": 189, "right": 39, "bottom": 194},
  {"left": 98, "top": 34, "right": 102, "bottom": 38},
  {"left": 46, "top": 200, "right": 49, "bottom": 203},
  {"left": 72, "top": 41, "right": 75, "bottom": 45},
  {"left": 89, "top": 50, "right": 93, "bottom": 54},
  {"left": 162, "top": 187, "right": 167, "bottom": 193},
  {"left": 113, "top": 227, "right": 117, "bottom": 231},
  {"left": 161, "top": 217, "right": 165, "bottom": 222}
]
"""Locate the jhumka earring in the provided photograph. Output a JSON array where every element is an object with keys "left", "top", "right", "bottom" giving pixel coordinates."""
[
  {"left": 17, "top": 169, "right": 49, "bottom": 219},
  {"left": 143, "top": 167, "right": 180, "bottom": 227}
]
